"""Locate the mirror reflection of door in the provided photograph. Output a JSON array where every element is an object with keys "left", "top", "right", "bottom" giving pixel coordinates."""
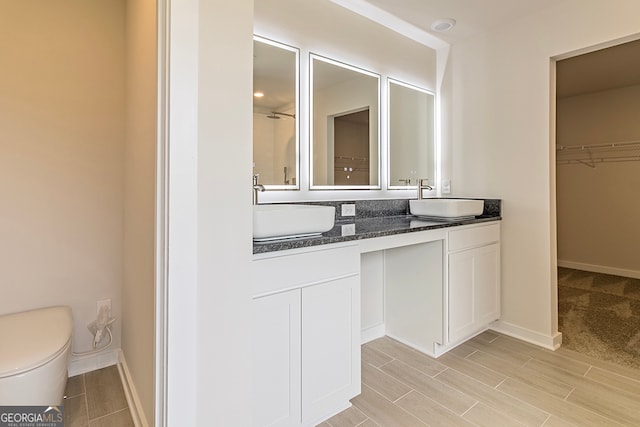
[
  {"left": 310, "top": 54, "right": 380, "bottom": 188},
  {"left": 333, "top": 109, "right": 370, "bottom": 185}
]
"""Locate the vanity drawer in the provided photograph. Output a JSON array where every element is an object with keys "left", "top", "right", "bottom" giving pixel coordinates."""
[
  {"left": 252, "top": 244, "right": 359, "bottom": 297},
  {"left": 448, "top": 223, "right": 500, "bottom": 252}
]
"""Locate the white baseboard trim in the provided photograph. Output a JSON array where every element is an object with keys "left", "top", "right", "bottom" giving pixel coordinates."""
[
  {"left": 361, "top": 324, "right": 385, "bottom": 344},
  {"left": 558, "top": 260, "right": 640, "bottom": 279},
  {"left": 69, "top": 349, "right": 119, "bottom": 377},
  {"left": 117, "top": 350, "right": 149, "bottom": 427},
  {"left": 490, "top": 320, "right": 562, "bottom": 351}
]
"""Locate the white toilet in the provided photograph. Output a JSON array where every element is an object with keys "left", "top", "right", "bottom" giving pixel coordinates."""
[{"left": 0, "top": 306, "right": 73, "bottom": 405}]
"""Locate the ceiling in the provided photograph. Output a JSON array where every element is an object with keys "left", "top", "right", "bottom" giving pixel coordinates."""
[
  {"left": 356, "top": 0, "right": 640, "bottom": 96},
  {"left": 557, "top": 38, "right": 640, "bottom": 98},
  {"left": 361, "top": 0, "right": 559, "bottom": 44}
]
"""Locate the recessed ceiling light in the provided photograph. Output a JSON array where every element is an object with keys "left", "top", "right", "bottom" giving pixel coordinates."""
[
  {"left": 254, "top": 92, "right": 264, "bottom": 98},
  {"left": 431, "top": 18, "right": 456, "bottom": 32}
]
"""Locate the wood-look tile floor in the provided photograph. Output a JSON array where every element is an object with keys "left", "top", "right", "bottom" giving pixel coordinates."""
[
  {"left": 64, "top": 365, "right": 134, "bottom": 427},
  {"left": 321, "top": 331, "right": 640, "bottom": 427}
]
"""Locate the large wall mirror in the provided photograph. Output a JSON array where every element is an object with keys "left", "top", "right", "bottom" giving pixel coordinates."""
[
  {"left": 388, "top": 79, "right": 435, "bottom": 189},
  {"left": 310, "top": 54, "right": 380, "bottom": 189},
  {"left": 253, "top": 36, "right": 299, "bottom": 189}
]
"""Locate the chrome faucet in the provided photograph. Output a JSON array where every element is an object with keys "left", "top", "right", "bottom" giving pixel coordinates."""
[
  {"left": 253, "top": 174, "right": 265, "bottom": 205},
  {"left": 417, "top": 178, "right": 433, "bottom": 200}
]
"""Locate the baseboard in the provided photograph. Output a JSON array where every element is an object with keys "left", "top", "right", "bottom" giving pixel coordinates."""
[
  {"left": 558, "top": 260, "right": 640, "bottom": 279},
  {"left": 117, "top": 350, "right": 149, "bottom": 427},
  {"left": 490, "top": 320, "right": 562, "bottom": 351},
  {"left": 69, "top": 349, "right": 119, "bottom": 377},
  {"left": 361, "top": 324, "right": 385, "bottom": 344}
]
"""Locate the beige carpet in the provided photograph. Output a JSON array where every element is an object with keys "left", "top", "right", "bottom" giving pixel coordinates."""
[{"left": 558, "top": 267, "right": 640, "bottom": 369}]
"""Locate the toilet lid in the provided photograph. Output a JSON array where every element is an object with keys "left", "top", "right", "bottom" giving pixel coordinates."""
[{"left": 0, "top": 306, "right": 72, "bottom": 377}]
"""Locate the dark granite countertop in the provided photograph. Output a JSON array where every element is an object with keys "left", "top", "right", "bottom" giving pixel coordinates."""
[{"left": 253, "top": 198, "right": 501, "bottom": 255}]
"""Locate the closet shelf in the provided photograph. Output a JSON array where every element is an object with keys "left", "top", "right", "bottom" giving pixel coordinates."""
[{"left": 556, "top": 140, "right": 640, "bottom": 167}]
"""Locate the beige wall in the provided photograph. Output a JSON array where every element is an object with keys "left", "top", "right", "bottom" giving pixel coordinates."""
[
  {"left": 0, "top": 1, "right": 125, "bottom": 353},
  {"left": 122, "top": 0, "right": 157, "bottom": 423},
  {"left": 448, "top": 0, "right": 640, "bottom": 343},
  {"left": 556, "top": 85, "right": 640, "bottom": 273}
]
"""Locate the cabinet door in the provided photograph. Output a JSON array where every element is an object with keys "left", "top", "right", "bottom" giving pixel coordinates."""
[
  {"left": 448, "top": 243, "right": 500, "bottom": 344},
  {"left": 253, "top": 290, "right": 301, "bottom": 427},
  {"left": 448, "top": 250, "right": 475, "bottom": 343},
  {"left": 474, "top": 243, "right": 500, "bottom": 327},
  {"left": 301, "top": 275, "right": 360, "bottom": 425}
]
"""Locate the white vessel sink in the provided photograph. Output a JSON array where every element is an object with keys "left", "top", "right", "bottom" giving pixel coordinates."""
[
  {"left": 253, "top": 204, "right": 336, "bottom": 241},
  {"left": 410, "top": 199, "right": 483, "bottom": 219}
]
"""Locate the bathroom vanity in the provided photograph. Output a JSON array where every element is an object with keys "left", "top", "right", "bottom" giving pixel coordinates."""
[{"left": 252, "top": 200, "right": 501, "bottom": 427}]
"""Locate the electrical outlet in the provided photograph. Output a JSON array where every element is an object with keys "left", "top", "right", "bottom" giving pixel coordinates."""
[
  {"left": 341, "top": 203, "right": 356, "bottom": 217},
  {"left": 97, "top": 299, "right": 111, "bottom": 317},
  {"left": 341, "top": 223, "right": 356, "bottom": 236},
  {"left": 442, "top": 179, "right": 451, "bottom": 194}
]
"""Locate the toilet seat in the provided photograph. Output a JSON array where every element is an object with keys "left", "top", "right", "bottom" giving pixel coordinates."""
[{"left": 0, "top": 306, "right": 72, "bottom": 378}]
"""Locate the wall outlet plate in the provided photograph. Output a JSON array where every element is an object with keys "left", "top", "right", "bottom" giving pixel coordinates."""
[
  {"left": 341, "top": 204, "right": 356, "bottom": 217},
  {"left": 341, "top": 223, "right": 356, "bottom": 236},
  {"left": 442, "top": 179, "right": 451, "bottom": 194}
]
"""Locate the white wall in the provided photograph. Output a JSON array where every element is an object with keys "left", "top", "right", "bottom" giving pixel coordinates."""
[
  {"left": 254, "top": 0, "right": 436, "bottom": 201},
  {"left": 199, "top": 1, "right": 254, "bottom": 425},
  {"left": 556, "top": 85, "right": 640, "bottom": 275},
  {"left": 448, "top": 0, "right": 640, "bottom": 345},
  {"left": 163, "top": 1, "right": 254, "bottom": 425},
  {"left": 0, "top": 0, "right": 125, "bottom": 355},
  {"left": 122, "top": 0, "right": 157, "bottom": 423}
]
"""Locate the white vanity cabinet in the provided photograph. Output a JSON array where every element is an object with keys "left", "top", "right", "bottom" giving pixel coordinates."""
[
  {"left": 252, "top": 243, "right": 361, "bottom": 427},
  {"left": 447, "top": 223, "right": 501, "bottom": 344}
]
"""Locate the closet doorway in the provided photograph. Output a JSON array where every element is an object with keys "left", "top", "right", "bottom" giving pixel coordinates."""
[{"left": 555, "top": 38, "right": 640, "bottom": 369}]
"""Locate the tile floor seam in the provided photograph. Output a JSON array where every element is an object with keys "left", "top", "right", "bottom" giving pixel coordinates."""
[
  {"left": 539, "top": 414, "right": 552, "bottom": 427},
  {"left": 407, "top": 386, "right": 477, "bottom": 420},
  {"left": 589, "top": 366, "right": 640, "bottom": 388},
  {"left": 463, "top": 349, "right": 479, "bottom": 359},
  {"left": 376, "top": 358, "right": 395, "bottom": 369},
  {"left": 83, "top": 375, "right": 90, "bottom": 425},
  {"left": 493, "top": 376, "right": 508, "bottom": 390},
  {"left": 563, "top": 386, "right": 576, "bottom": 402},
  {"left": 459, "top": 400, "right": 479, "bottom": 417},
  {"left": 88, "top": 407, "right": 130, "bottom": 423},
  {"left": 502, "top": 377, "right": 628, "bottom": 427},
  {"left": 391, "top": 389, "right": 414, "bottom": 404},
  {"left": 355, "top": 384, "right": 431, "bottom": 427}
]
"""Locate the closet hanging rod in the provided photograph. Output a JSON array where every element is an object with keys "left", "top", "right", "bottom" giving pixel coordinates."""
[
  {"left": 557, "top": 156, "right": 640, "bottom": 166},
  {"left": 557, "top": 140, "right": 640, "bottom": 152}
]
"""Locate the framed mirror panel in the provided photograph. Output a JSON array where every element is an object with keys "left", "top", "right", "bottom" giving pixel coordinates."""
[
  {"left": 253, "top": 36, "right": 299, "bottom": 189},
  {"left": 387, "top": 79, "right": 435, "bottom": 189},
  {"left": 310, "top": 54, "right": 380, "bottom": 189}
]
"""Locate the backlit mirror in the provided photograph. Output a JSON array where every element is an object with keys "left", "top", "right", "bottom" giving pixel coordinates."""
[
  {"left": 253, "top": 36, "right": 299, "bottom": 189},
  {"left": 388, "top": 79, "right": 435, "bottom": 189},
  {"left": 310, "top": 55, "right": 380, "bottom": 189}
]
